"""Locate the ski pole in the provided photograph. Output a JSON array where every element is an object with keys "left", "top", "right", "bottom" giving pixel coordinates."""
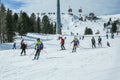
[
  {"left": 42, "top": 50, "right": 48, "bottom": 54},
  {"left": 30, "top": 49, "right": 36, "bottom": 56}
]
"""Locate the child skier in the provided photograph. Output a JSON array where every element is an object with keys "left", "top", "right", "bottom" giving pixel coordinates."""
[
  {"left": 13, "top": 42, "right": 16, "bottom": 49},
  {"left": 33, "top": 38, "right": 43, "bottom": 60},
  {"left": 91, "top": 37, "right": 96, "bottom": 48},
  {"left": 71, "top": 37, "right": 79, "bottom": 52},
  {"left": 98, "top": 36, "right": 102, "bottom": 47},
  {"left": 111, "top": 33, "right": 114, "bottom": 39},
  {"left": 60, "top": 37, "right": 66, "bottom": 50},
  {"left": 20, "top": 42, "right": 27, "bottom": 56},
  {"left": 107, "top": 41, "right": 110, "bottom": 47},
  {"left": 106, "top": 34, "right": 108, "bottom": 39}
]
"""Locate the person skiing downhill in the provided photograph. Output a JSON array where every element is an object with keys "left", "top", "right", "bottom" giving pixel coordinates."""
[
  {"left": 20, "top": 42, "right": 27, "bottom": 56},
  {"left": 60, "top": 37, "right": 66, "bottom": 50},
  {"left": 98, "top": 36, "right": 102, "bottom": 47},
  {"left": 91, "top": 37, "right": 96, "bottom": 48},
  {"left": 13, "top": 42, "right": 16, "bottom": 49},
  {"left": 33, "top": 38, "right": 43, "bottom": 60},
  {"left": 71, "top": 37, "right": 79, "bottom": 52},
  {"left": 107, "top": 41, "right": 110, "bottom": 47},
  {"left": 111, "top": 33, "right": 114, "bottom": 39},
  {"left": 106, "top": 34, "right": 108, "bottom": 39}
]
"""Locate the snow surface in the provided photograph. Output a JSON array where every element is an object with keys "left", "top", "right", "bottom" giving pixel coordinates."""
[{"left": 0, "top": 14, "right": 120, "bottom": 80}]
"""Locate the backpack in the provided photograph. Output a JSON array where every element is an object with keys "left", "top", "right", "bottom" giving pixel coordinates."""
[
  {"left": 74, "top": 40, "right": 78, "bottom": 45},
  {"left": 37, "top": 43, "right": 44, "bottom": 49},
  {"left": 40, "top": 43, "right": 44, "bottom": 49}
]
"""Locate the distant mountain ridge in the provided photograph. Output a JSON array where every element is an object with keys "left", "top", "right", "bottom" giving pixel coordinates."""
[{"left": 47, "top": 13, "right": 120, "bottom": 35}]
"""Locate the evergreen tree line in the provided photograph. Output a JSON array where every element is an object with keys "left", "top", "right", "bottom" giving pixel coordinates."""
[
  {"left": 104, "top": 18, "right": 120, "bottom": 33},
  {"left": 84, "top": 27, "right": 93, "bottom": 35},
  {"left": 0, "top": 3, "right": 56, "bottom": 43}
]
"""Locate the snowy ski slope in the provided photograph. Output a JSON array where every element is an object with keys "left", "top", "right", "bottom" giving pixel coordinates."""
[{"left": 0, "top": 14, "right": 120, "bottom": 80}]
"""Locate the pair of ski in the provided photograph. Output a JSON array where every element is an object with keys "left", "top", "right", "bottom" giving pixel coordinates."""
[{"left": 32, "top": 58, "right": 39, "bottom": 61}]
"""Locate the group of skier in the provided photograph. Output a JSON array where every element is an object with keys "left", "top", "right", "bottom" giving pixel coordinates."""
[
  {"left": 106, "top": 33, "right": 114, "bottom": 39},
  {"left": 59, "top": 36, "right": 79, "bottom": 52},
  {"left": 91, "top": 36, "right": 111, "bottom": 48},
  {"left": 91, "top": 36, "right": 102, "bottom": 48},
  {"left": 59, "top": 35, "right": 110, "bottom": 51},
  {"left": 19, "top": 38, "right": 43, "bottom": 60},
  {"left": 16, "top": 34, "right": 112, "bottom": 60}
]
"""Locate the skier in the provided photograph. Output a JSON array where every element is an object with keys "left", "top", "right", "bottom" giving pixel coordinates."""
[
  {"left": 20, "top": 42, "right": 27, "bottom": 56},
  {"left": 33, "top": 38, "right": 43, "bottom": 60},
  {"left": 111, "top": 33, "right": 114, "bottom": 39},
  {"left": 107, "top": 41, "right": 110, "bottom": 47},
  {"left": 82, "top": 36, "right": 84, "bottom": 40},
  {"left": 60, "top": 37, "right": 65, "bottom": 50},
  {"left": 91, "top": 37, "right": 96, "bottom": 48},
  {"left": 98, "top": 36, "right": 102, "bottom": 47},
  {"left": 71, "top": 37, "right": 79, "bottom": 52},
  {"left": 13, "top": 42, "right": 16, "bottom": 49},
  {"left": 79, "top": 36, "right": 81, "bottom": 40},
  {"left": 106, "top": 34, "right": 108, "bottom": 39}
]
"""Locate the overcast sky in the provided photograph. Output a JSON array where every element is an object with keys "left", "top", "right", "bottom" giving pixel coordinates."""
[{"left": 2, "top": 0, "right": 120, "bottom": 15}]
